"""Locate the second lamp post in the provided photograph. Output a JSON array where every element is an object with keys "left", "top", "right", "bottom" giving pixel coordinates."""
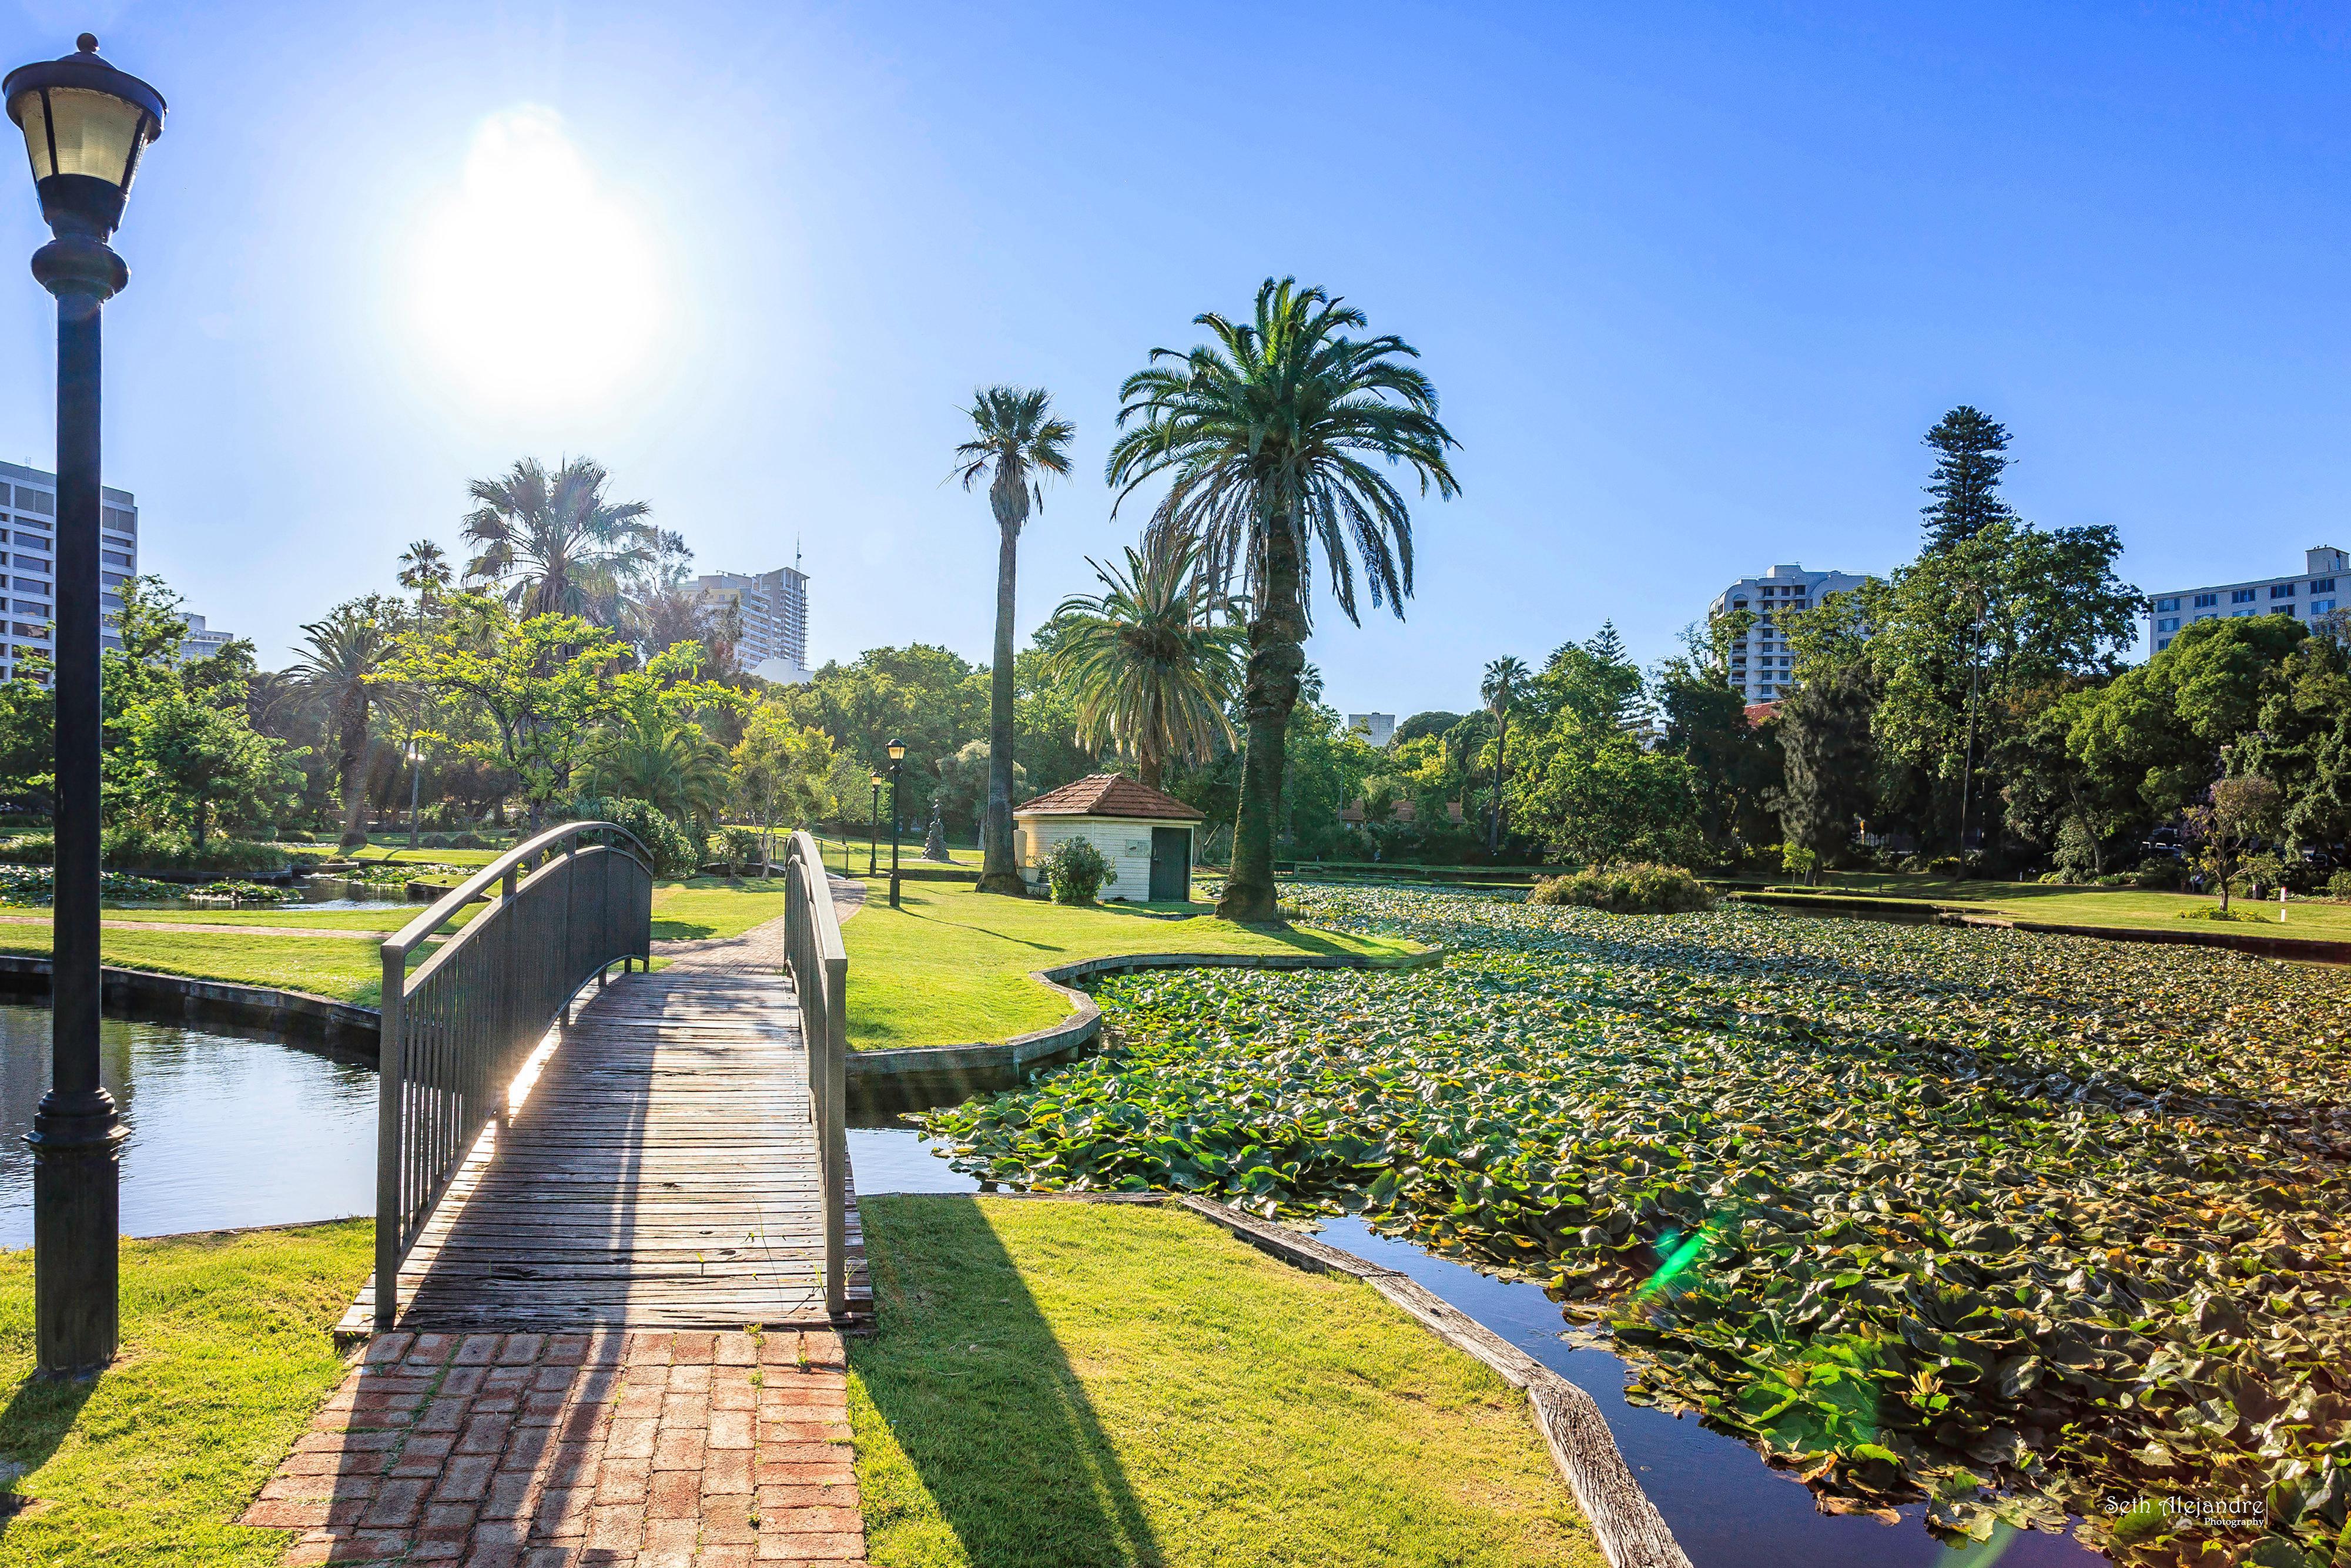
[{"left": 885, "top": 740, "right": 905, "bottom": 909}]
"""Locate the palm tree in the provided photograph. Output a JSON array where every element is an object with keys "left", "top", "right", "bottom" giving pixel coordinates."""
[
  {"left": 951, "top": 386, "right": 1074, "bottom": 896},
  {"left": 1049, "top": 534, "right": 1244, "bottom": 790},
  {"left": 397, "top": 539, "right": 452, "bottom": 614},
  {"left": 584, "top": 709, "right": 731, "bottom": 832},
  {"left": 462, "top": 457, "right": 654, "bottom": 624},
  {"left": 293, "top": 598, "right": 398, "bottom": 847},
  {"left": 1107, "top": 277, "right": 1459, "bottom": 922},
  {"left": 1481, "top": 655, "right": 1527, "bottom": 855}
]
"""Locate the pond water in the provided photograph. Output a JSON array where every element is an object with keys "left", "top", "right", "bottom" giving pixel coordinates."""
[
  {"left": 0, "top": 1003, "right": 376, "bottom": 1248},
  {"left": 846, "top": 1125, "right": 2105, "bottom": 1568}
]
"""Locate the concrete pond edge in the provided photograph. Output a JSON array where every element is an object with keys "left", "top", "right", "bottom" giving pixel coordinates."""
[
  {"left": 0, "top": 953, "right": 382, "bottom": 1047},
  {"left": 846, "top": 943, "right": 1446, "bottom": 1102},
  {"left": 944, "top": 1188, "right": 1690, "bottom": 1568}
]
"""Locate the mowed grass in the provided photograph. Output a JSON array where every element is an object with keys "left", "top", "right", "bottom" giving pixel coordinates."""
[
  {"left": 0, "top": 1220, "right": 373, "bottom": 1566},
  {"left": 0, "top": 925, "right": 386, "bottom": 1004},
  {"left": 1797, "top": 872, "right": 2351, "bottom": 942},
  {"left": 840, "top": 878, "right": 1421, "bottom": 1050},
  {"left": 850, "top": 1197, "right": 1600, "bottom": 1568},
  {"left": 649, "top": 877, "right": 788, "bottom": 942}
]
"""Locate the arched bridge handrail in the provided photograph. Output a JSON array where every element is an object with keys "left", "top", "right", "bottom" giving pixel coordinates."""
[
  {"left": 373, "top": 817, "right": 656, "bottom": 1330},
  {"left": 780, "top": 829, "right": 849, "bottom": 1318}
]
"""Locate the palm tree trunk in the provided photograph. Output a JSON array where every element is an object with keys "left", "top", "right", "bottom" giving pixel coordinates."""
[
  {"left": 1218, "top": 519, "right": 1306, "bottom": 924},
  {"left": 1488, "top": 715, "right": 1506, "bottom": 855},
  {"left": 1139, "top": 757, "right": 1162, "bottom": 791},
  {"left": 977, "top": 519, "right": 1026, "bottom": 896},
  {"left": 337, "top": 696, "right": 372, "bottom": 849}
]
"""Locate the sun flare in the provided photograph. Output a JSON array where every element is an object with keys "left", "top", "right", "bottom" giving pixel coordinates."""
[{"left": 408, "top": 106, "right": 664, "bottom": 414}]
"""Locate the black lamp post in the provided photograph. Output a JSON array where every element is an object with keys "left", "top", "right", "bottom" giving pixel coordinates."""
[
  {"left": 6, "top": 33, "right": 165, "bottom": 1379},
  {"left": 866, "top": 772, "right": 883, "bottom": 876},
  {"left": 886, "top": 740, "right": 906, "bottom": 909},
  {"left": 406, "top": 739, "right": 424, "bottom": 851}
]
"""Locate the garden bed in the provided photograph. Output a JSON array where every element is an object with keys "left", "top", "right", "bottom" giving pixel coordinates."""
[{"left": 923, "top": 885, "right": 2351, "bottom": 1563}]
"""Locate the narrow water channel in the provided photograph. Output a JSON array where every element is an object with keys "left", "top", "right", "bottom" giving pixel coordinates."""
[
  {"left": 0, "top": 1002, "right": 377, "bottom": 1247},
  {"left": 846, "top": 1125, "right": 2107, "bottom": 1568}
]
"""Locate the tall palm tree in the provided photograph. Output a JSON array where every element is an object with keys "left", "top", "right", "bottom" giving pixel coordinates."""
[
  {"left": 1107, "top": 278, "right": 1459, "bottom": 922},
  {"left": 293, "top": 598, "right": 397, "bottom": 847},
  {"left": 397, "top": 539, "right": 451, "bottom": 614},
  {"left": 462, "top": 457, "right": 654, "bottom": 624},
  {"left": 1050, "top": 534, "right": 1244, "bottom": 789},
  {"left": 1481, "top": 655, "right": 1527, "bottom": 855},
  {"left": 951, "top": 386, "right": 1074, "bottom": 896}
]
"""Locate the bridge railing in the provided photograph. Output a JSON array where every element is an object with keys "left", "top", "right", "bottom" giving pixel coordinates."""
[
  {"left": 374, "top": 819, "right": 654, "bottom": 1329},
  {"left": 781, "top": 828, "right": 849, "bottom": 1318}
]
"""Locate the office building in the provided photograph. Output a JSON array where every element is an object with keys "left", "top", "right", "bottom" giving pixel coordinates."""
[
  {"left": 1706, "top": 563, "right": 1869, "bottom": 701},
  {"left": 693, "top": 565, "right": 809, "bottom": 684},
  {"left": 2144, "top": 547, "right": 2347, "bottom": 655},
  {"left": 1346, "top": 712, "right": 1396, "bottom": 749},
  {"left": 0, "top": 458, "right": 138, "bottom": 681},
  {"left": 178, "top": 612, "right": 235, "bottom": 661}
]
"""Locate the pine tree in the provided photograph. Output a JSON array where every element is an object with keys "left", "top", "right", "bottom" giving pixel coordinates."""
[
  {"left": 1583, "top": 621, "right": 1629, "bottom": 667},
  {"left": 1920, "top": 406, "right": 2015, "bottom": 554}
]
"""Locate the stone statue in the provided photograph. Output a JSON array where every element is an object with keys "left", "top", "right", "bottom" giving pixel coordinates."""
[{"left": 922, "top": 809, "right": 951, "bottom": 862}]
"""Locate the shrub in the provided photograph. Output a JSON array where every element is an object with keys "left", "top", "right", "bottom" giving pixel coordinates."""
[
  {"left": 2331, "top": 869, "right": 2351, "bottom": 901},
  {"left": 2052, "top": 819, "right": 2101, "bottom": 883},
  {"left": 1528, "top": 863, "right": 1714, "bottom": 914},
  {"left": 1044, "top": 837, "right": 1114, "bottom": 904},
  {"left": 2135, "top": 858, "right": 2188, "bottom": 892},
  {"left": 278, "top": 829, "right": 317, "bottom": 844},
  {"left": 448, "top": 832, "right": 485, "bottom": 850},
  {"left": 572, "top": 796, "right": 698, "bottom": 877},
  {"left": 1779, "top": 844, "right": 1818, "bottom": 884},
  {"left": 101, "top": 826, "right": 290, "bottom": 874},
  {"left": 0, "top": 833, "right": 50, "bottom": 866},
  {"left": 719, "top": 827, "right": 765, "bottom": 873}
]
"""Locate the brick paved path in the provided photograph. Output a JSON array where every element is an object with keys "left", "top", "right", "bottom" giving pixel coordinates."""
[{"left": 246, "top": 1326, "right": 865, "bottom": 1564}]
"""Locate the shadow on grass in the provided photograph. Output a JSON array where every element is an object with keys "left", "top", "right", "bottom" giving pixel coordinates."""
[
  {"left": 0, "top": 1362, "right": 98, "bottom": 1510},
  {"left": 854, "top": 1195, "right": 1161, "bottom": 1567}
]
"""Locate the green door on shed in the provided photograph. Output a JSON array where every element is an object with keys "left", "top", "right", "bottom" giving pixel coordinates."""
[{"left": 1148, "top": 827, "right": 1190, "bottom": 902}]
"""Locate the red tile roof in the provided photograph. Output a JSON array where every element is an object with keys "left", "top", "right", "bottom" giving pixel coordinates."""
[
  {"left": 1743, "top": 700, "right": 1783, "bottom": 724},
  {"left": 1013, "top": 773, "right": 1205, "bottom": 822}
]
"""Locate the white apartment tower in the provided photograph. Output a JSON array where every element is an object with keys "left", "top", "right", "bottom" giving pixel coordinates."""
[
  {"left": 2144, "top": 546, "right": 2346, "bottom": 656},
  {"left": 0, "top": 458, "right": 138, "bottom": 679},
  {"left": 1706, "top": 563, "right": 1869, "bottom": 702},
  {"left": 693, "top": 564, "right": 810, "bottom": 684}
]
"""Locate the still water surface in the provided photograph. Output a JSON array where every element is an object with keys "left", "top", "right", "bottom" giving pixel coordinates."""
[
  {"left": 847, "top": 1125, "right": 2103, "bottom": 1568},
  {"left": 0, "top": 1002, "right": 376, "bottom": 1247}
]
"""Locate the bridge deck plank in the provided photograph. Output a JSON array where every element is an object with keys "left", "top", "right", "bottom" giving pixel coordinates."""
[{"left": 340, "top": 922, "right": 866, "bottom": 1337}]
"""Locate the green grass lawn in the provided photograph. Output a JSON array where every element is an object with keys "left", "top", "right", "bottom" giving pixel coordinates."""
[
  {"left": 842, "top": 878, "right": 1421, "bottom": 1050},
  {"left": 649, "top": 876, "right": 789, "bottom": 941},
  {"left": 852, "top": 1197, "right": 1599, "bottom": 1568},
  {"left": 0, "top": 1220, "right": 372, "bottom": 1566},
  {"left": 0, "top": 926, "right": 386, "bottom": 1004},
  {"left": 1790, "top": 872, "right": 2351, "bottom": 942}
]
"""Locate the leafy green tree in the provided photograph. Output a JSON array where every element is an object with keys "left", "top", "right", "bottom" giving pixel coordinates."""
[
  {"left": 1479, "top": 656, "right": 1527, "bottom": 854},
  {"left": 2186, "top": 775, "right": 2282, "bottom": 912},
  {"left": 463, "top": 457, "right": 654, "bottom": 625},
  {"left": 0, "top": 654, "right": 52, "bottom": 813},
  {"left": 1920, "top": 405, "right": 2015, "bottom": 554},
  {"left": 729, "top": 702, "right": 838, "bottom": 867},
  {"left": 1512, "top": 728, "right": 1702, "bottom": 868},
  {"left": 584, "top": 707, "right": 731, "bottom": 833},
  {"left": 390, "top": 595, "right": 731, "bottom": 830},
  {"left": 776, "top": 644, "right": 989, "bottom": 829},
  {"left": 1108, "top": 277, "right": 1459, "bottom": 922},
  {"left": 1391, "top": 711, "right": 1462, "bottom": 748},
  {"left": 1047, "top": 534, "right": 1243, "bottom": 790},
  {"left": 291, "top": 595, "right": 399, "bottom": 847},
  {"left": 1771, "top": 653, "right": 1877, "bottom": 867},
  {"left": 952, "top": 386, "right": 1074, "bottom": 897},
  {"left": 1653, "top": 644, "right": 1780, "bottom": 860},
  {"left": 1858, "top": 520, "right": 2138, "bottom": 852},
  {"left": 120, "top": 691, "right": 299, "bottom": 848}
]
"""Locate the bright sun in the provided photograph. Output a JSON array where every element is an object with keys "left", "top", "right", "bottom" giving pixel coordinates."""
[{"left": 408, "top": 107, "right": 664, "bottom": 414}]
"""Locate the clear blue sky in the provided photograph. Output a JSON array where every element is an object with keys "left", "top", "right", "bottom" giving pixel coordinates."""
[{"left": 2, "top": 1, "right": 2346, "bottom": 719}]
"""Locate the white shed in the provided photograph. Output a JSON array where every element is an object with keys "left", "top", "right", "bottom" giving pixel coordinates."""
[{"left": 1012, "top": 774, "right": 1204, "bottom": 903}]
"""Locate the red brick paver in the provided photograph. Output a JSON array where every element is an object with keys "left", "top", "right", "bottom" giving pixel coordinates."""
[{"left": 248, "top": 1329, "right": 865, "bottom": 1566}]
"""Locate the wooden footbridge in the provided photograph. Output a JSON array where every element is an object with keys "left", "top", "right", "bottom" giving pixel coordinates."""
[{"left": 341, "top": 824, "right": 862, "bottom": 1339}]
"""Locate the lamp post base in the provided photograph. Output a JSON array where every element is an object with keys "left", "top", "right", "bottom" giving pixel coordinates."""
[{"left": 28, "top": 1087, "right": 125, "bottom": 1379}]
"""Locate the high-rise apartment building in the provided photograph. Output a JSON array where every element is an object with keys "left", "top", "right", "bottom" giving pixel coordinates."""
[
  {"left": 2143, "top": 546, "right": 2347, "bottom": 656},
  {"left": 0, "top": 458, "right": 138, "bottom": 680},
  {"left": 692, "top": 565, "right": 810, "bottom": 684},
  {"left": 1706, "top": 563, "right": 1870, "bottom": 702},
  {"left": 0, "top": 460, "right": 237, "bottom": 681},
  {"left": 1345, "top": 712, "right": 1396, "bottom": 749}
]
